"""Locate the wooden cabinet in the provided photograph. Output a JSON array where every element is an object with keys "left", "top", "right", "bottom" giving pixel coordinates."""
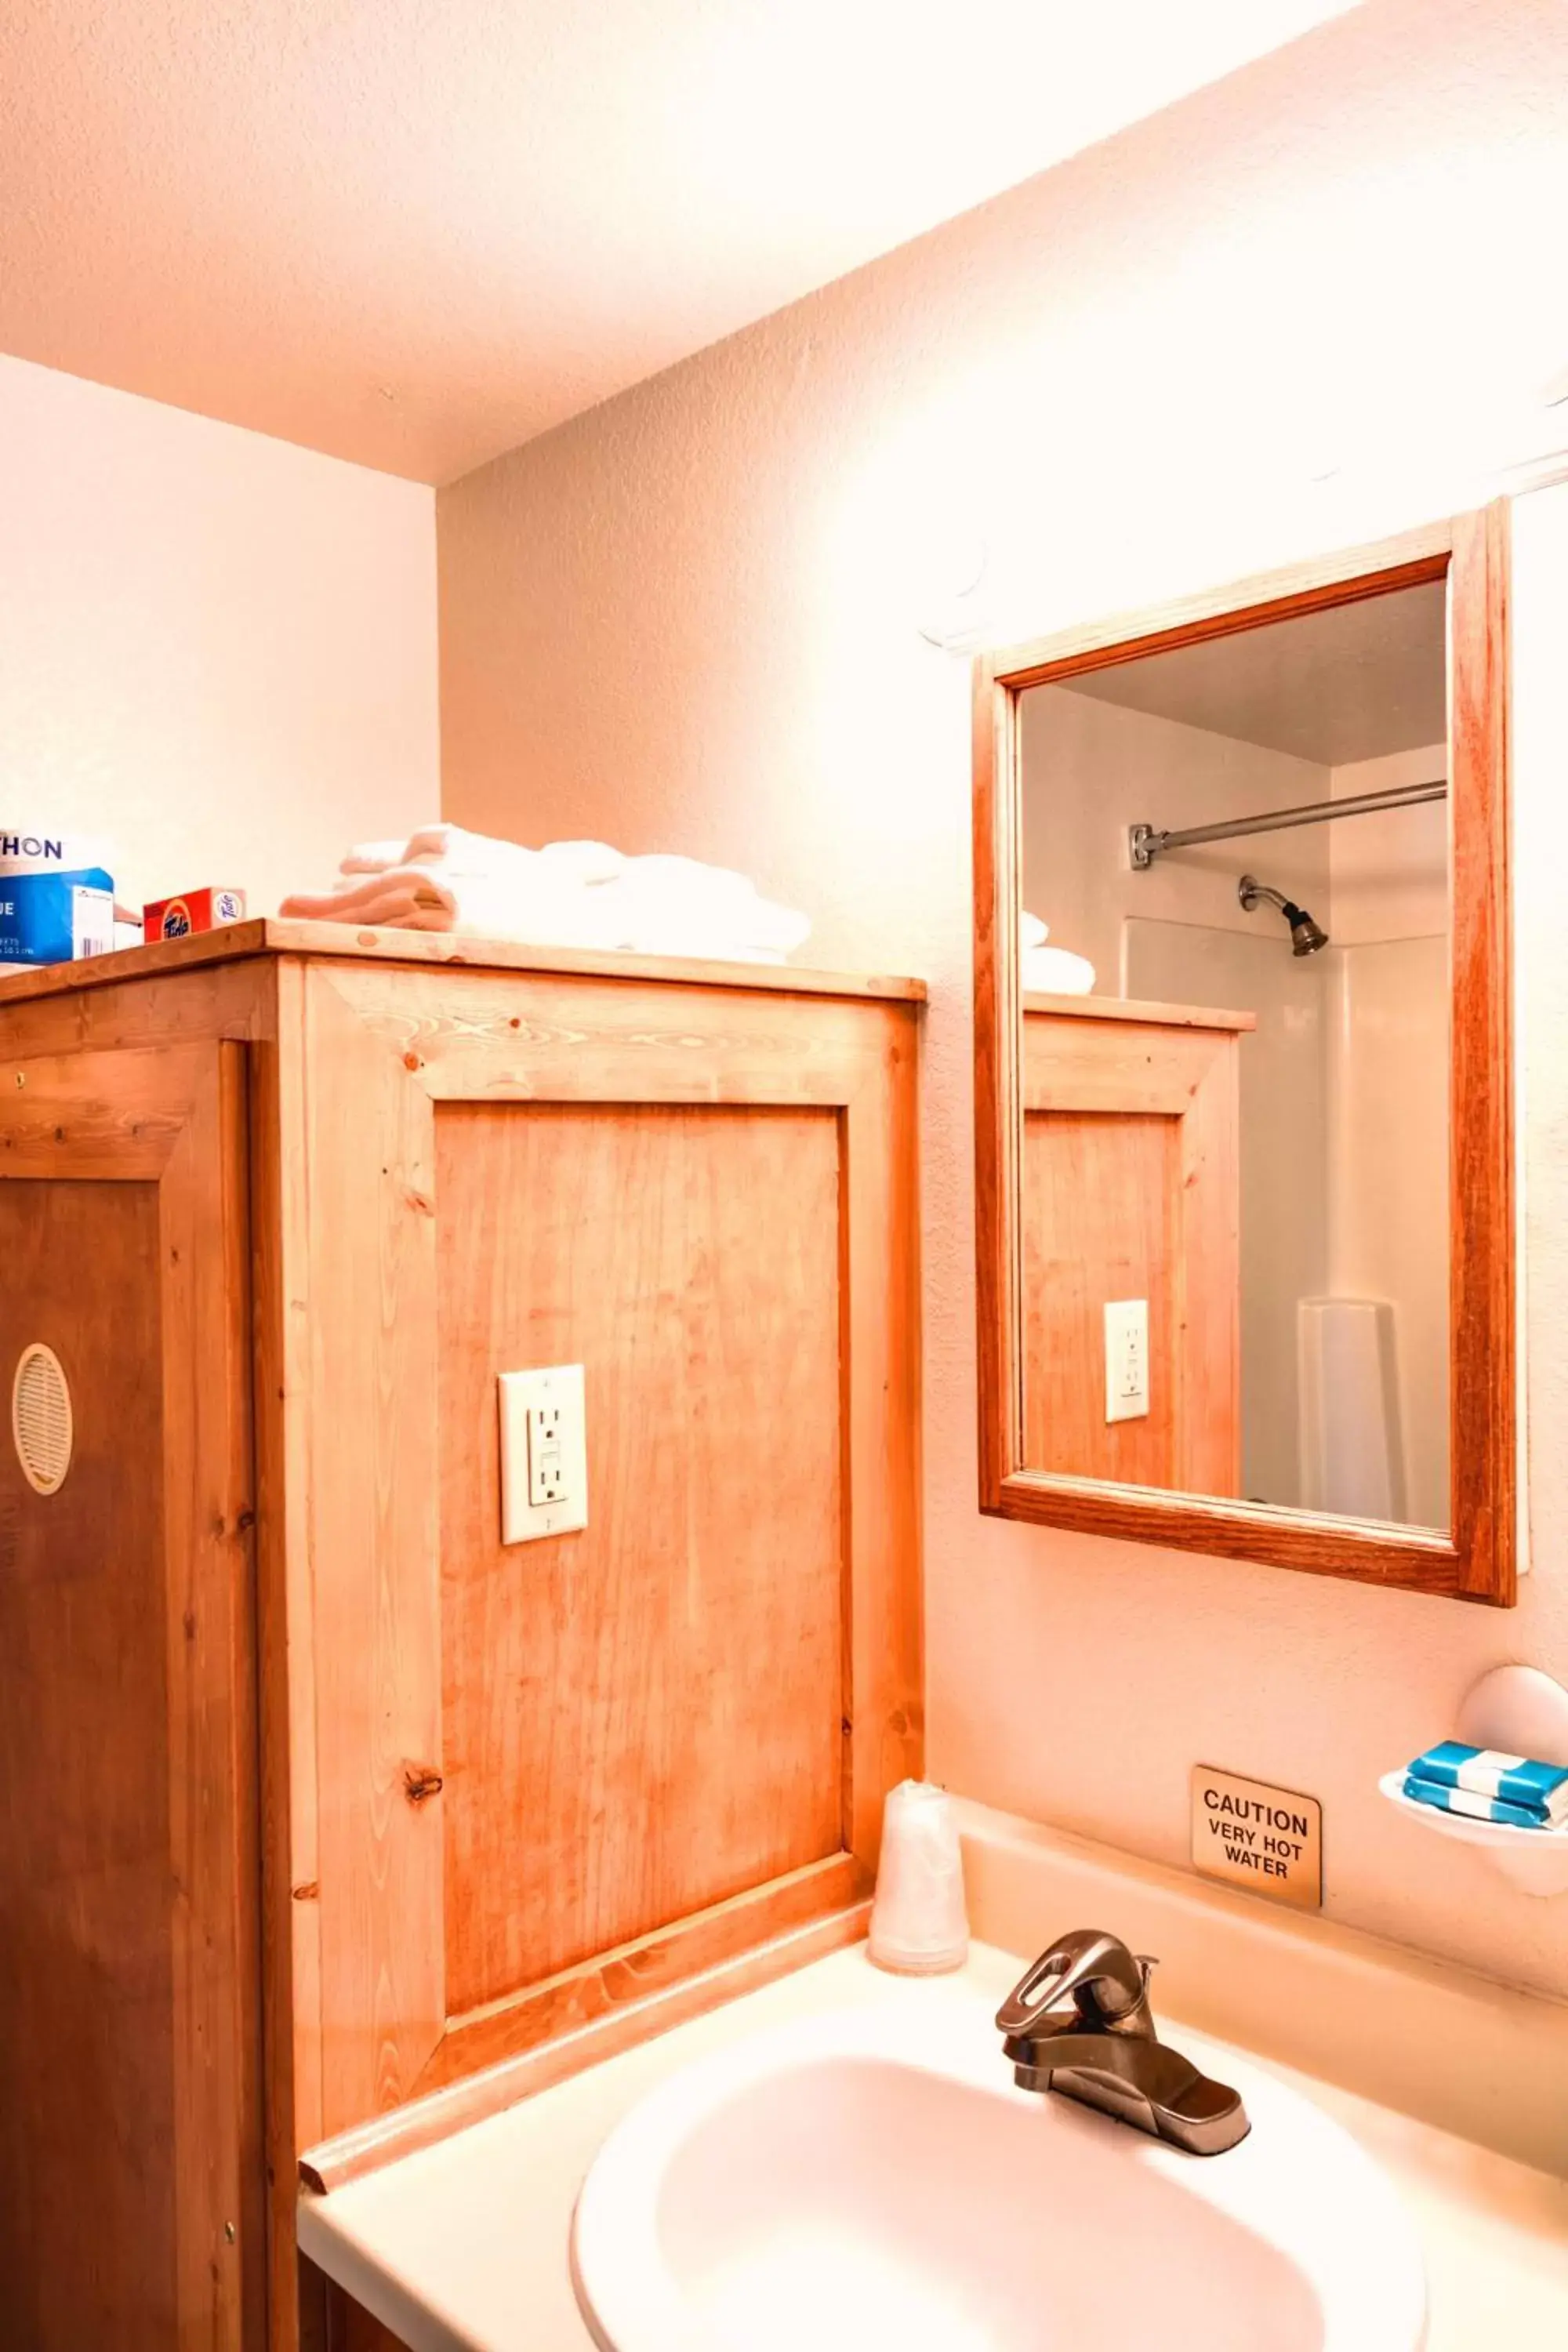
[
  {"left": 1020, "top": 995, "right": 1251, "bottom": 1495},
  {"left": 0, "top": 1043, "right": 261, "bottom": 2349},
  {"left": 0, "top": 924, "right": 923, "bottom": 2352},
  {"left": 309, "top": 2263, "right": 412, "bottom": 2351}
]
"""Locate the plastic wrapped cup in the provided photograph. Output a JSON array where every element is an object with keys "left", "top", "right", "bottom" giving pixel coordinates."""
[{"left": 867, "top": 1779, "right": 969, "bottom": 1975}]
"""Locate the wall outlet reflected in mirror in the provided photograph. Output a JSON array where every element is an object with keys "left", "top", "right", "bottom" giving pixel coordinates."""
[{"left": 1103, "top": 1298, "right": 1149, "bottom": 1423}]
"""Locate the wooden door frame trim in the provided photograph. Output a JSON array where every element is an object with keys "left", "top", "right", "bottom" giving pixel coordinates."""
[{"left": 973, "top": 510, "right": 1515, "bottom": 1602}]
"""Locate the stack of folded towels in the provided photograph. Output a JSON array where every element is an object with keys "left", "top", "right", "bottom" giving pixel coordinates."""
[
  {"left": 279, "top": 826, "right": 812, "bottom": 964},
  {"left": 1400, "top": 1740, "right": 1568, "bottom": 1831}
]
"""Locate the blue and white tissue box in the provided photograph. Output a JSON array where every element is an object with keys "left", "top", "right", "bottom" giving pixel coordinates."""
[
  {"left": 0, "top": 832, "right": 114, "bottom": 967},
  {"left": 1402, "top": 1740, "right": 1568, "bottom": 1831}
]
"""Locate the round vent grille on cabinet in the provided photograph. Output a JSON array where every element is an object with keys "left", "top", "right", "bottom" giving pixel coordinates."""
[{"left": 12, "top": 1344, "right": 73, "bottom": 1495}]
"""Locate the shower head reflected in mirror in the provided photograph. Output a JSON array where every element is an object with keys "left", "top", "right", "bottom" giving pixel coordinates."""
[{"left": 1238, "top": 873, "right": 1329, "bottom": 957}]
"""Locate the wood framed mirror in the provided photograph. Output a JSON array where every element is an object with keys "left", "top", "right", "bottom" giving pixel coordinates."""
[{"left": 973, "top": 506, "right": 1514, "bottom": 1602}]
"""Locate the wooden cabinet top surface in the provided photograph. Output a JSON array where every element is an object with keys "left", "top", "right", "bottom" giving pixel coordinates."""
[
  {"left": 1023, "top": 989, "right": 1256, "bottom": 1031},
  {"left": 0, "top": 917, "right": 927, "bottom": 1009}
]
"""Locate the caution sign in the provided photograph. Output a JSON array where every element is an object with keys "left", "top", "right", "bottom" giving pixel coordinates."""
[{"left": 1191, "top": 1765, "right": 1322, "bottom": 1911}]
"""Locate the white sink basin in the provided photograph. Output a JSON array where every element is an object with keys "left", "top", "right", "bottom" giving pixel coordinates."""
[{"left": 572, "top": 1987, "right": 1426, "bottom": 2352}]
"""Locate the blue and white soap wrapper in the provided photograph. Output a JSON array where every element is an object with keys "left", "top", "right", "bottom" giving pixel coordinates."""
[{"left": 1403, "top": 1740, "right": 1568, "bottom": 1830}]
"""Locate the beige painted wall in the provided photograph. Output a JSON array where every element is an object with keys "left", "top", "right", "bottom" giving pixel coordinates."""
[
  {"left": 0, "top": 352, "right": 437, "bottom": 920},
  {"left": 439, "top": 0, "right": 1568, "bottom": 1999}
]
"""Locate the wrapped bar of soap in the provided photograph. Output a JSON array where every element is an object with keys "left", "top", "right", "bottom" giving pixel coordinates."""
[{"left": 1403, "top": 1740, "right": 1568, "bottom": 1829}]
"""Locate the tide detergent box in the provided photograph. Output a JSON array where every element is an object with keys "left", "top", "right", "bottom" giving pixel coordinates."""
[
  {"left": 143, "top": 887, "right": 247, "bottom": 944},
  {"left": 0, "top": 831, "right": 115, "bottom": 967}
]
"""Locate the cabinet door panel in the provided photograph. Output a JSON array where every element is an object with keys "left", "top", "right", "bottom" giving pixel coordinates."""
[
  {"left": 273, "top": 964, "right": 920, "bottom": 2184},
  {"left": 1021, "top": 1008, "right": 1243, "bottom": 1497},
  {"left": 438, "top": 1100, "right": 844, "bottom": 2010},
  {"left": 0, "top": 1045, "right": 260, "bottom": 2352}
]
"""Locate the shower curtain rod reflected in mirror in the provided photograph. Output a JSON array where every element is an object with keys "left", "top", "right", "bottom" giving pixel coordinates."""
[{"left": 1127, "top": 775, "right": 1446, "bottom": 869}]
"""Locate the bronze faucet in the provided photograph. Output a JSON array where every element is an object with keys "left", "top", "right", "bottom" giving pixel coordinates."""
[{"left": 996, "top": 1929, "right": 1249, "bottom": 2157}]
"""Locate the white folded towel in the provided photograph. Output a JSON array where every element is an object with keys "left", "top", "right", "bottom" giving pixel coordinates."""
[
  {"left": 1018, "top": 912, "right": 1094, "bottom": 995},
  {"left": 281, "top": 827, "right": 811, "bottom": 964},
  {"left": 339, "top": 837, "right": 416, "bottom": 875},
  {"left": 1022, "top": 945, "right": 1096, "bottom": 994}
]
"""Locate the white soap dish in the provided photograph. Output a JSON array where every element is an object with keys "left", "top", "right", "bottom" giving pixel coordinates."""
[
  {"left": 1376, "top": 1771, "right": 1568, "bottom": 1896},
  {"left": 1378, "top": 1664, "right": 1568, "bottom": 1898}
]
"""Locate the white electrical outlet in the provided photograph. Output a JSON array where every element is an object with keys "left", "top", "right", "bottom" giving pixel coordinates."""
[
  {"left": 527, "top": 1404, "right": 568, "bottom": 1505},
  {"left": 499, "top": 1365, "right": 587, "bottom": 1542},
  {"left": 1104, "top": 1299, "right": 1149, "bottom": 1423}
]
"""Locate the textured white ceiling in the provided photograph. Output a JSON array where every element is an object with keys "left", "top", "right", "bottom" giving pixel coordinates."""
[
  {"left": 0, "top": 1, "right": 1356, "bottom": 482},
  {"left": 1059, "top": 581, "right": 1448, "bottom": 765}
]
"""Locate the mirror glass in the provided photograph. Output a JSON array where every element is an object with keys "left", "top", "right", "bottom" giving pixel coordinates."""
[{"left": 1017, "top": 579, "right": 1450, "bottom": 1530}]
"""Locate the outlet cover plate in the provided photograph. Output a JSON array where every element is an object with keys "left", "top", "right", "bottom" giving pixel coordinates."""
[
  {"left": 1104, "top": 1297, "right": 1149, "bottom": 1423},
  {"left": 499, "top": 1364, "right": 588, "bottom": 1543}
]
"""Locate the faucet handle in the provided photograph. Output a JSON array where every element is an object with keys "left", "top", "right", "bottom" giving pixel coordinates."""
[{"left": 995, "top": 1928, "right": 1158, "bottom": 2037}]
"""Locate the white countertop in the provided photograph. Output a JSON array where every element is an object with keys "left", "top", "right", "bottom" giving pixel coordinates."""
[{"left": 299, "top": 1939, "right": 1568, "bottom": 2352}]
